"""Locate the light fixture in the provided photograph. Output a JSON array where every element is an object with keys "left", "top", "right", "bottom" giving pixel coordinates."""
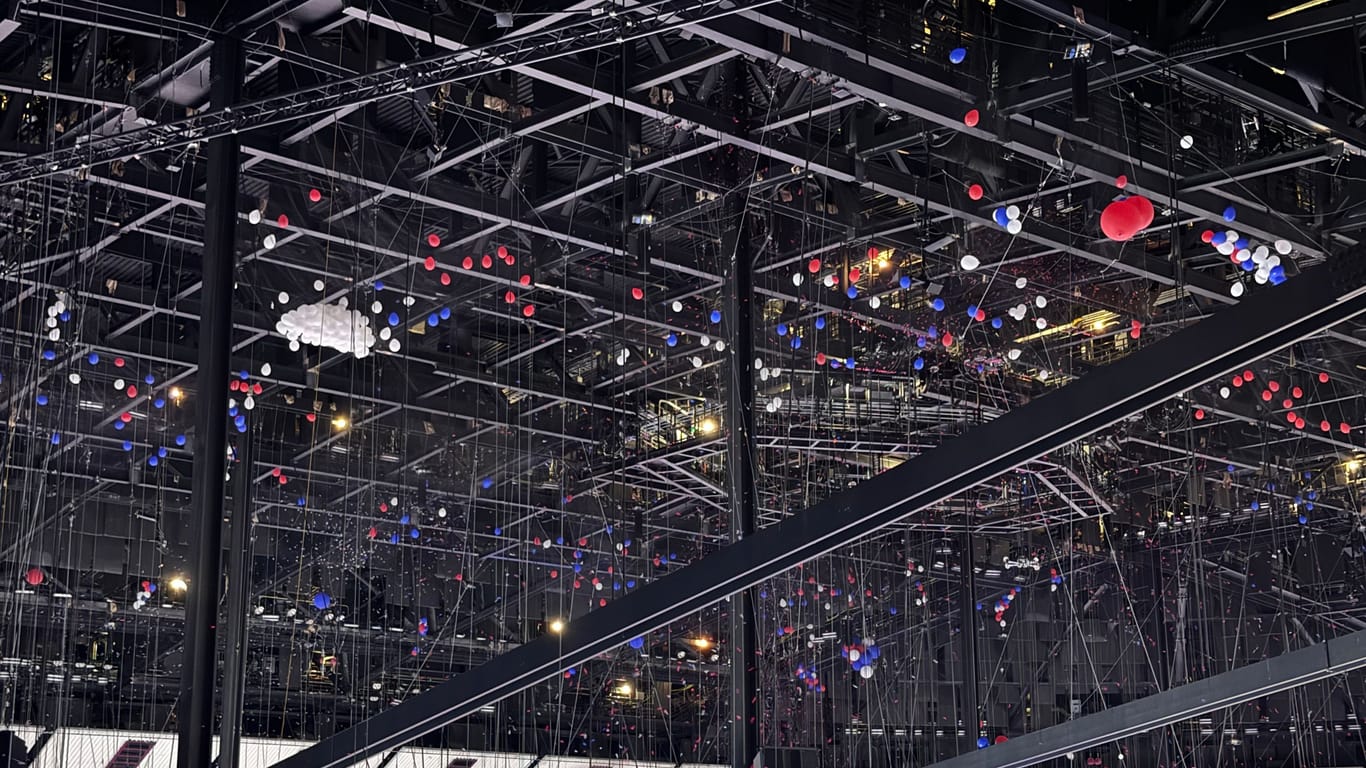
[
  {"left": 549, "top": 619, "right": 565, "bottom": 633},
  {"left": 169, "top": 577, "right": 188, "bottom": 592},
  {"left": 1267, "top": 0, "right": 1331, "bottom": 20},
  {"left": 1348, "top": 459, "right": 1361, "bottom": 473},
  {"left": 169, "top": 386, "right": 184, "bottom": 403},
  {"left": 700, "top": 417, "right": 718, "bottom": 434},
  {"left": 332, "top": 415, "right": 349, "bottom": 430},
  {"left": 614, "top": 681, "right": 633, "bottom": 696},
  {"left": 690, "top": 637, "right": 712, "bottom": 650}
]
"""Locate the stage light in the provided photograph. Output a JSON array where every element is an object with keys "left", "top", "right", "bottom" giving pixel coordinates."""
[
  {"left": 169, "top": 577, "right": 188, "bottom": 592},
  {"left": 691, "top": 637, "right": 712, "bottom": 650},
  {"left": 549, "top": 619, "right": 565, "bottom": 634}
]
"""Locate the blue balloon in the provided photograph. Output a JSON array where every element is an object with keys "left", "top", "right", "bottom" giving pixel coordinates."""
[
  {"left": 427, "top": 313, "right": 439, "bottom": 327},
  {"left": 931, "top": 297, "right": 946, "bottom": 312},
  {"left": 1269, "top": 265, "right": 1287, "bottom": 285},
  {"left": 59, "top": 311, "right": 70, "bottom": 322},
  {"left": 710, "top": 309, "right": 722, "bottom": 323},
  {"left": 42, "top": 350, "right": 55, "bottom": 361},
  {"left": 87, "top": 352, "right": 99, "bottom": 365},
  {"left": 114, "top": 421, "right": 125, "bottom": 431},
  {"left": 375, "top": 281, "right": 386, "bottom": 291},
  {"left": 1223, "top": 205, "right": 1237, "bottom": 222},
  {"left": 1211, "top": 232, "right": 1227, "bottom": 246},
  {"left": 845, "top": 357, "right": 856, "bottom": 368},
  {"left": 239, "top": 370, "right": 249, "bottom": 380},
  {"left": 148, "top": 456, "right": 158, "bottom": 467},
  {"left": 144, "top": 374, "right": 155, "bottom": 385},
  {"left": 157, "top": 447, "right": 168, "bottom": 458},
  {"left": 899, "top": 275, "right": 911, "bottom": 289},
  {"left": 966, "top": 304, "right": 978, "bottom": 319},
  {"left": 666, "top": 333, "right": 679, "bottom": 347},
  {"left": 1299, "top": 514, "right": 1308, "bottom": 524},
  {"left": 777, "top": 323, "right": 788, "bottom": 336},
  {"left": 313, "top": 593, "right": 332, "bottom": 610},
  {"left": 35, "top": 394, "right": 47, "bottom": 406},
  {"left": 122, "top": 441, "right": 133, "bottom": 451},
  {"left": 815, "top": 316, "right": 826, "bottom": 330},
  {"left": 977, "top": 737, "right": 990, "bottom": 749},
  {"left": 400, "top": 515, "right": 410, "bottom": 524},
  {"left": 949, "top": 47, "right": 967, "bottom": 64},
  {"left": 913, "top": 357, "right": 924, "bottom": 370},
  {"left": 1234, "top": 238, "right": 1249, "bottom": 250},
  {"left": 791, "top": 336, "right": 802, "bottom": 349},
  {"left": 629, "top": 637, "right": 645, "bottom": 649},
  {"left": 49, "top": 432, "right": 60, "bottom": 445},
  {"left": 410, "top": 528, "right": 420, "bottom": 539},
  {"left": 481, "top": 477, "right": 493, "bottom": 489},
  {"left": 387, "top": 312, "right": 400, "bottom": 326},
  {"left": 994, "top": 207, "right": 1009, "bottom": 227},
  {"left": 493, "top": 527, "right": 502, "bottom": 536},
  {"left": 991, "top": 317, "right": 1003, "bottom": 329},
  {"left": 154, "top": 398, "right": 166, "bottom": 409},
  {"left": 846, "top": 286, "right": 858, "bottom": 299},
  {"left": 916, "top": 337, "right": 926, "bottom": 348}
]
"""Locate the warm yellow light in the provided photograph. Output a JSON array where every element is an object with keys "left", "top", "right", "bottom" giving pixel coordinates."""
[
  {"left": 700, "top": 417, "right": 718, "bottom": 434},
  {"left": 1267, "top": 0, "right": 1330, "bottom": 20},
  {"left": 169, "top": 577, "right": 188, "bottom": 592},
  {"left": 332, "top": 416, "right": 349, "bottom": 430},
  {"left": 1092, "top": 320, "right": 1107, "bottom": 331},
  {"left": 615, "top": 682, "right": 633, "bottom": 696},
  {"left": 1348, "top": 459, "right": 1361, "bottom": 473},
  {"left": 169, "top": 386, "right": 184, "bottom": 402},
  {"left": 877, "top": 257, "right": 889, "bottom": 269},
  {"left": 549, "top": 619, "right": 565, "bottom": 633},
  {"left": 691, "top": 637, "right": 712, "bottom": 650}
]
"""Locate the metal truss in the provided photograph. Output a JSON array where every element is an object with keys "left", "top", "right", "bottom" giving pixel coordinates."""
[
  {"left": 0, "top": 0, "right": 777, "bottom": 187},
  {"left": 924, "top": 629, "right": 1366, "bottom": 768},
  {"left": 272, "top": 252, "right": 1366, "bottom": 767}
]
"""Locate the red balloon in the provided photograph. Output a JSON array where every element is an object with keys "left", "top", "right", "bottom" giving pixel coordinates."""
[
  {"left": 308, "top": 188, "right": 322, "bottom": 203},
  {"left": 1115, "top": 174, "right": 1128, "bottom": 189},
  {"left": 631, "top": 286, "right": 644, "bottom": 300},
  {"left": 808, "top": 259, "right": 821, "bottom": 273},
  {"left": 967, "top": 183, "right": 983, "bottom": 200},
  {"left": 462, "top": 256, "right": 473, "bottom": 270},
  {"left": 23, "top": 568, "right": 42, "bottom": 586},
  {"left": 481, "top": 254, "right": 493, "bottom": 269},
  {"left": 440, "top": 272, "right": 451, "bottom": 286},
  {"left": 1126, "top": 195, "right": 1155, "bottom": 230},
  {"left": 522, "top": 304, "right": 535, "bottom": 317},
  {"left": 963, "top": 109, "right": 980, "bottom": 127},
  {"left": 427, "top": 233, "right": 441, "bottom": 247},
  {"left": 423, "top": 256, "right": 436, "bottom": 271},
  {"left": 849, "top": 267, "right": 861, "bottom": 282},
  {"left": 1100, "top": 199, "right": 1143, "bottom": 242},
  {"left": 277, "top": 214, "right": 289, "bottom": 227}
]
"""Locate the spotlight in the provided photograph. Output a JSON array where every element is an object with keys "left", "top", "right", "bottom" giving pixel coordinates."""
[
  {"left": 700, "top": 417, "right": 718, "bottom": 434},
  {"left": 690, "top": 637, "right": 712, "bottom": 650},
  {"left": 549, "top": 619, "right": 565, "bottom": 634},
  {"left": 169, "top": 386, "right": 184, "bottom": 403},
  {"left": 169, "top": 577, "right": 188, "bottom": 592},
  {"left": 332, "top": 416, "right": 349, "bottom": 430}
]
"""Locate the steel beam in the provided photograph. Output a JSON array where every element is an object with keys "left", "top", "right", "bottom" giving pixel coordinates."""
[
  {"left": 273, "top": 253, "right": 1366, "bottom": 768},
  {"left": 178, "top": 32, "right": 241, "bottom": 768},
  {"left": 924, "top": 628, "right": 1366, "bottom": 768}
]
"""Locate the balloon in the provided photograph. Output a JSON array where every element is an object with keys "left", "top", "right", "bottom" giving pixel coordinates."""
[
  {"left": 1099, "top": 196, "right": 1154, "bottom": 242},
  {"left": 949, "top": 47, "right": 967, "bottom": 64},
  {"left": 964, "top": 109, "right": 980, "bottom": 127},
  {"left": 967, "top": 183, "right": 983, "bottom": 200},
  {"left": 23, "top": 568, "right": 42, "bottom": 586}
]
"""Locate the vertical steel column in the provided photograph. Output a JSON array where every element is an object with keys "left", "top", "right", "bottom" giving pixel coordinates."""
[
  {"left": 723, "top": 57, "right": 759, "bottom": 768},
  {"left": 177, "top": 31, "right": 242, "bottom": 768},
  {"left": 219, "top": 430, "right": 255, "bottom": 768},
  {"left": 960, "top": 529, "right": 981, "bottom": 751}
]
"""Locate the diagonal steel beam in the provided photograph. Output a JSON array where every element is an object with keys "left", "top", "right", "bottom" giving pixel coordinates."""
[
  {"left": 924, "top": 628, "right": 1366, "bottom": 768},
  {"left": 273, "top": 255, "right": 1366, "bottom": 768}
]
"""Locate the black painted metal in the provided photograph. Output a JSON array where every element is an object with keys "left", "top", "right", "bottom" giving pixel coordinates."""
[
  {"left": 960, "top": 529, "right": 980, "bottom": 752},
  {"left": 724, "top": 56, "right": 760, "bottom": 768},
  {"left": 177, "top": 33, "right": 242, "bottom": 768},
  {"left": 218, "top": 428, "right": 255, "bottom": 768},
  {"left": 273, "top": 263, "right": 1366, "bottom": 768},
  {"left": 925, "top": 628, "right": 1366, "bottom": 768}
]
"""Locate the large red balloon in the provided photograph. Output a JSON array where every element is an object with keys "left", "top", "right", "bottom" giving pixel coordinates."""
[
  {"left": 1100, "top": 196, "right": 1154, "bottom": 242},
  {"left": 23, "top": 568, "right": 42, "bottom": 586}
]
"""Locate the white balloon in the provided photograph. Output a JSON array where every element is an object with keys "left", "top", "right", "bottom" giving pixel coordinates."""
[
  {"left": 243, "top": 396, "right": 255, "bottom": 410},
  {"left": 278, "top": 292, "right": 290, "bottom": 304},
  {"left": 1230, "top": 281, "right": 1245, "bottom": 298},
  {"left": 859, "top": 665, "right": 875, "bottom": 679},
  {"left": 68, "top": 373, "right": 81, "bottom": 385},
  {"left": 1254, "top": 270, "right": 1269, "bottom": 285},
  {"left": 289, "top": 339, "right": 301, "bottom": 351},
  {"left": 691, "top": 356, "right": 703, "bottom": 368},
  {"left": 671, "top": 300, "right": 683, "bottom": 312},
  {"left": 1035, "top": 317, "right": 1048, "bottom": 329},
  {"left": 1015, "top": 277, "right": 1028, "bottom": 289},
  {"left": 114, "top": 378, "right": 125, "bottom": 391},
  {"left": 48, "top": 329, "right": 59, "bottom": 341},
  {"left": 1005, "top": 205, "right": 1021, "bottom": 221},
  {"left": 714, "top": 340, "right": 726, "bottom": 352},
  {"left": 402, "top": 295, "right": 416, "bottom": 307},
  {"left": 1179, "top": 135, "right": 1194, "bottom": 150},
  {"left": 869, "top": 295, "right": 882, "bottom": 309},
  {"left": 389, "top": 339, "right": 401, "bottom": 352},
  {"left": 371, "top": 301, "right": 383, "bottom": 313},
  {"left": 261, "top": 363, "right": 272, "bottom": 376},
  {"left": 1274, "top": 239, "right": 1292, "bottom": 255},
  {"left": 313, "top": 279, "right": 325, "bottom": 291},
  {"left": 1219, "top": 386, "right": 1230, "bottom": 398},
  {"left": 754, "top": 358, "right": 764, "bottom": 369},
  {"left": 1035, "top": 295, "right": 1048, "bottom": 308},
  {"left": 960, "top": 254, "right": 980, "bottom": 271},
  {"left": 263, "top": 234, "right": 277, "bottom": 249},
  {"left": 379, "top": 327, "right": 391, "bottom": 340},
  {"left": 792, "top": 273, "right": 803, "bottom": 286},
  {"left": 248, "top": 209, "right": 261, "bottom": 224},
  {"left": 1217, "top": 242, "right": 1236, "bottom": 256},
  {"left": 848, "top": 649, "right": 860, "bottom": 662},
  {"left": 700, "top": 335, "right": 711, "bottom": 347},
  {"left": 1006, "top": 219, "right": 1023, "bottom": 235},
  {"left": 1007, "top": 349, "right": 1022, "bottom": 361}
]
